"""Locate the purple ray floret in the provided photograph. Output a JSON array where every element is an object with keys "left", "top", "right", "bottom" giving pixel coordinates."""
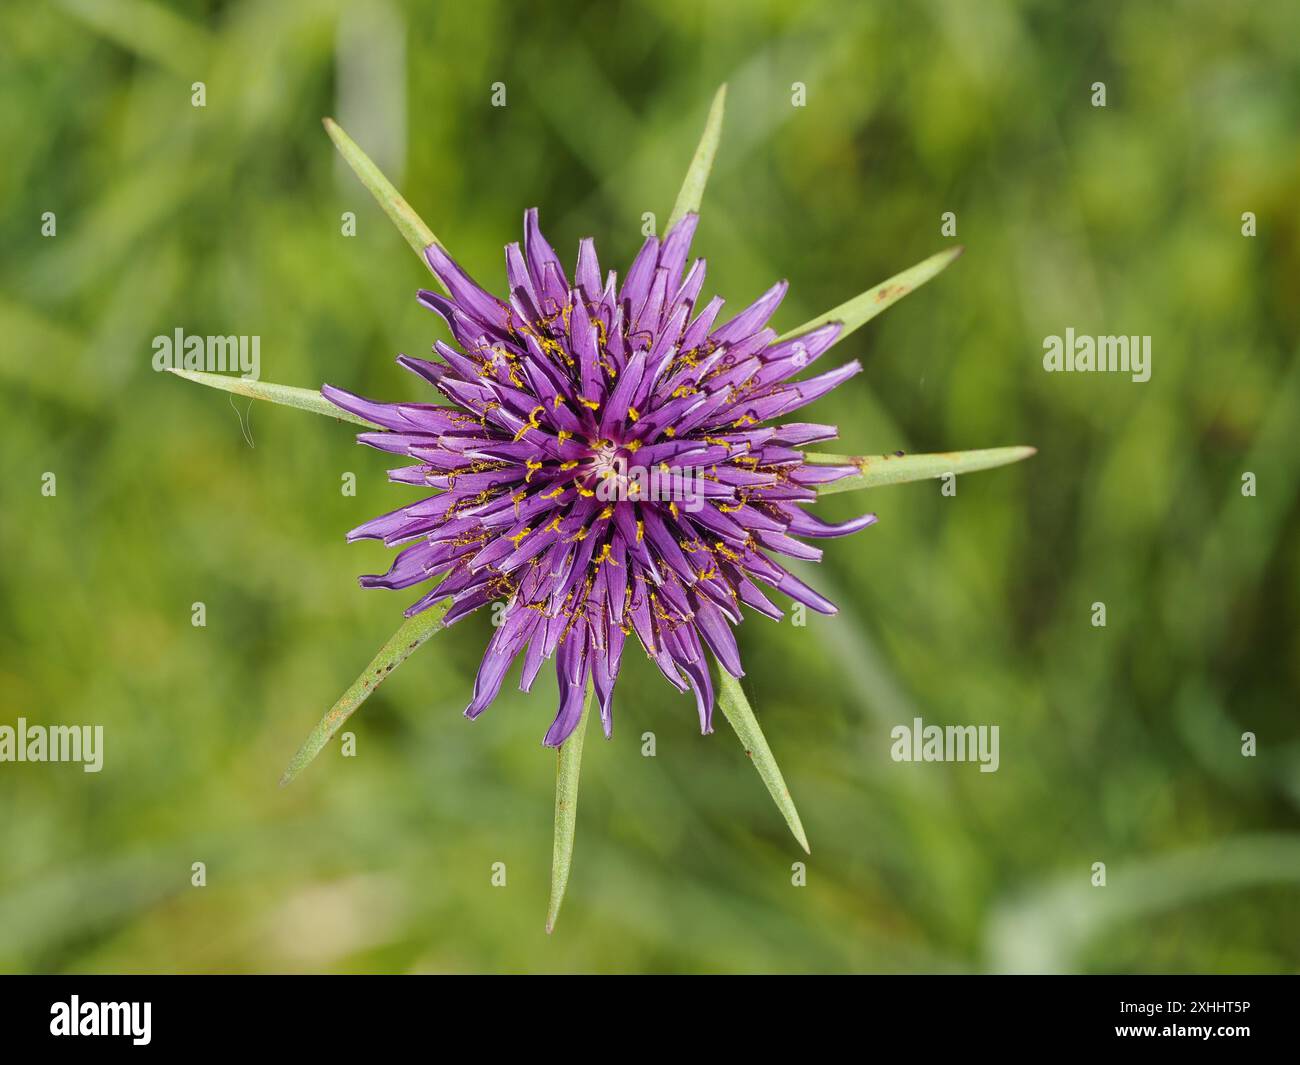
[{"left": 325, "top": 209, "right": 876, "bottom": 746}]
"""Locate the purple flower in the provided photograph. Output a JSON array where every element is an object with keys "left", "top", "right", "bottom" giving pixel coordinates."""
[{"left": 324, "top": 209, "right": 876, "bottom": 746}]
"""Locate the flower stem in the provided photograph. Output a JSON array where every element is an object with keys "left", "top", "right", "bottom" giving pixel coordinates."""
[{"left": 546, "top": 683, "right": 594, "bottom": 934}]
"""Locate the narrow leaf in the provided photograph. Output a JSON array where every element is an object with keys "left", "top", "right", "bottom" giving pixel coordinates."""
[
  {"left": 807, "top": 445, "right": 1036, "bottom": 496},
  {"left": 546, "top": 684, "right": 594, "bottom": 934},
  {"left": 323, "top": 117, "right": 447, "bottom": 290},
  {"left": 665, "top": 84, "right": 727, "bottom": 232},
  {"left": 779, "top": 245, "right": 964, "bottom": 344},
  {"left": 716, "top": 668, "right": 810, "bottom": 854},
  {"left": 167, "top": 368, "right": 379, "bottom": 429},
  {"left": 279, "top": 599, "right": 450, "bottom": 786}
]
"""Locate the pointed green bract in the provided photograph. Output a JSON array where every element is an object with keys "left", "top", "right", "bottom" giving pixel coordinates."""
[
  {"left": 279, "top": 599, "right": 451, "bottom": 786},
  {"left": 779, "top": 245, "right": 964, "bottom": 344},
  {"left": 546, "top": 684, "right": 594, "bottom": 934},
  {"left": 716, "top": 668, "right": 810, "bottom": 854},
  {"left": 167, "top": 368, "right": 380, "bottom": 429},
  {"left": 666, "top": 84, "right": 727, "bottom": 233},
  {"left": 323, "top": 117, "right": 448, "bottom": 290},
  {"left": 806, "top": 445, "right": 1036, "bottom": 496}
]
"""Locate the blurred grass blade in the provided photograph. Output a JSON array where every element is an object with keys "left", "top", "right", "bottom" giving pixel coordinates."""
[
  {"left": 167, "top": 368, "right": 379, "bottom": 429},
  {"left": 547, "top": 684, "right": 594, "bottom": 934},
  {"left": 56, "top": 0, "right": 211, "bottom": 79},
  {"left": 716, "top": 668, "right": 810, "bottom": 854},
  {"left": 323, "top": 117, "right": 448, "bottom": 291},
  {"left": 988, "top": 833, "right": 1300, "bottom": 973},
  {"left": 779, "top": 246, "right": 963, "bottom": 344},
  {"left": 280, "top": 599, "right": 451, "bottom": 786},
  {"left": 807, "top": 445, "right": 1036, "bottom": 496},
  {"left": 666, "top": 84, "right": 727, "bottom": 232}
]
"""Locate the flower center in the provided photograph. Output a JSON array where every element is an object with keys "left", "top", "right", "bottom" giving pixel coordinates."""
[{"left": 584, "top": 438, "right": 646, "bottom": 500}]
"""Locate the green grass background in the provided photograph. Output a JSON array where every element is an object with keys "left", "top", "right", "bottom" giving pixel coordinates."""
[{"left": 1, "top": 0, "right": 1298, "bottom": 973}]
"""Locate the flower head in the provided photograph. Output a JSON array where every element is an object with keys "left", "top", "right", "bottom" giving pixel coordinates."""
[{"left": 325, "top": 209, "right": 876, "bottom": 745}]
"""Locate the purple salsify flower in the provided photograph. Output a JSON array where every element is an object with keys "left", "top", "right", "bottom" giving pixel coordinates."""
[{"left": 324, "top": 209, "right": 877, "bottom": 746}]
